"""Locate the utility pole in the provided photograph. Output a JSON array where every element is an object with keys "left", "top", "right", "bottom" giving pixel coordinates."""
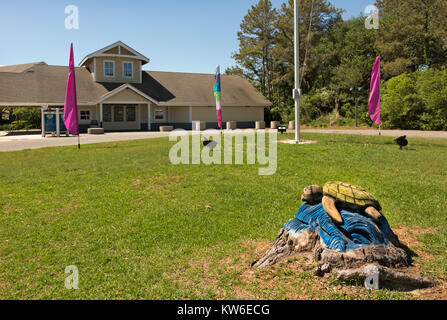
[{"left": 293, "top": 0, "right": 301, "bottom": 142}]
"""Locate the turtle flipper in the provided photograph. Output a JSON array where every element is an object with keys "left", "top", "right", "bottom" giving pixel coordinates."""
[
  {"left": 322, "top": 196, "right": 343, "bottom": 224},
  {"left": 364, "top": 206, "right": 382, "bottom": 223}
]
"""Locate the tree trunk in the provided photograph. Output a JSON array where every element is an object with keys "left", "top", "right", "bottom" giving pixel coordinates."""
[
  {"left": 252, "top": 227, "right": 437, "bottom": 291},
  {"left": 331, "top": 97, "right": 340, "bottom": 126},
  {"left": 336, "top": 264, "right": 437, "bottom": 291}
]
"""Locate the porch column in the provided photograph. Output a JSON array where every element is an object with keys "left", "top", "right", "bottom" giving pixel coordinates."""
[
  {"left": 147, "top": 103, "right": 151, "bottom": 131},
  {"left": 41, "top": 107, "right": 45, "bottom": 137},
  {"left": 56, "top": 108, "right": 60, "bottom": 137},
  {"left": 41, "top": 105, "right": 49, "bottom": 137},
  {"left": 100, "top": 103, "right": 103, "bottom": 128},
  {"left": 96, "top": 105, "right": 99, "bottom": 124}
]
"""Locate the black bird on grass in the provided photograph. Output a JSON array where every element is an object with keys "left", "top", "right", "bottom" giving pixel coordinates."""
[
  {"left": 394, "top": 135, "right": 408, "bottom": 149},
  {"left": 203, "top": 138, "right": 218, "bottom": 150}
]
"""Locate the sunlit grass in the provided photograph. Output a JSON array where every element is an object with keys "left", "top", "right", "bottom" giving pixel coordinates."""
[{"left": 0, "top": 133, "right": 446, "bottom": 299}]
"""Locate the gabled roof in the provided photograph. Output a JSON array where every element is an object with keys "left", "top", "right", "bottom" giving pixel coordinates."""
[
  {"left": 147, "top": 71, "right": 272, "bottom": 107},
  {"left": 79, "top": 41, "right": 150, "bottom": 67},
  {"left": 0, "top": 64, "right": 272, "bottom": 108},
  {"left": 95, "top": 83, "right": 159, "bottom": 105},
  {"left": 0, "top": 62, "right": 47, "bottom": 73}
]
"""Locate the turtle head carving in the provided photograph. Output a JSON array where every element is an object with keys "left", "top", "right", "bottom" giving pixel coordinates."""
[{"left": 301, "top": 185, "right": 323, "bottom": 205}]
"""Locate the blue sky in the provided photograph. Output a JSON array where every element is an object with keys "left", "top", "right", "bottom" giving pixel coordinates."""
[{"left": 0, "top": 0, "right": 374, "bottom": 73}]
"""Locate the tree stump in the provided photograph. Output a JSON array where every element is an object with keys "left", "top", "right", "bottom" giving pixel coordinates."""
[{"left": 252, "top": 203, "right": 437, "bottom": 290}]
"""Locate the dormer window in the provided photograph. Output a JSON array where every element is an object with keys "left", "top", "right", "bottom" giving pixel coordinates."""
[
  {"left": 80, "top": 41, "right": 150, "bottom": 83},
  {"left": 104, "top": 61, "right": 115, "bottom": 77},
  {"left": 123, "top": 62, "right": 133, "bottom": 78}
]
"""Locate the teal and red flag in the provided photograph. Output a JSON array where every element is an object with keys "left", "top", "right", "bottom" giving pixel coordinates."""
[
  {"left": 63, "top": 43, "right": 79, "bottom": 136},
  {"left": 214, "top": 66, "right": 223, "bottom": 129}
]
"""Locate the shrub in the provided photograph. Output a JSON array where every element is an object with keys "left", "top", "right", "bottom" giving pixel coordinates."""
[
  {"left": 11, "top": 108, "right": 41, "bottom": 129},
  {"left": 382, "top": 68, "right": 447, "bottom": 130},
  {"left": 0, "top": 124, "right": 11, "bottom": 131},
  {"left": 9, "top": 120, "right": 32, "bottom": 130}
]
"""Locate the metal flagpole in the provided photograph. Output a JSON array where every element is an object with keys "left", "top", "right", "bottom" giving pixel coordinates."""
[{"left": 294, "top": 0, "right": 301, "bottom": 142}]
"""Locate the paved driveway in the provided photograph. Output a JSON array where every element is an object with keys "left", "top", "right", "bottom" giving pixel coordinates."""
[
  {"left": 1, "top": 129, "right": 446, "bottom": 152},
  {"left": 0, "top": 132, "right": 172, "bottom": 152}
]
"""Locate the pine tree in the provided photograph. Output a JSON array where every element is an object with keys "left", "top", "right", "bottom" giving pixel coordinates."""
[
  {"left": 376, "top": 0, "right": 447, "bottom": 76},
  {"left": 232, "top": 0, "right": 278, "bottom": 101},
  {"left": 271, "top": 0, "right": 342, "bottom": 118}
]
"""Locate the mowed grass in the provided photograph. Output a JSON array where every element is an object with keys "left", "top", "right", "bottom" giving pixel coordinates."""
[{"left": 0, "top": 133, "right": 446, "bottom": 299}]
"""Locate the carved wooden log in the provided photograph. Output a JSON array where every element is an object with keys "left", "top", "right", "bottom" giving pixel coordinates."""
[
  {"left": 253, "top": 227, "right": 409, "bottom": 270},
  {"left": 316, "top": 243, "right": 410, "bottom": 269},
  {"left": 252, "top": 227, "right": 435, "bottom": 290},
  {"left": 253, "top": 203, "right": 437, "bottom": 290},
  {"left": 336, "top": 264, "right": 437, "bottom": 290},
  {"left": 252, "top": 229, "right": 320, "bottom": 268}
]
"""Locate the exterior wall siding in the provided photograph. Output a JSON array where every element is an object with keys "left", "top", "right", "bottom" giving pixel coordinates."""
[
  {"left": 168, "top": 106, "right": 190, "bottom": 123},
  {"left": 65, "top": 105, "right": 264, "bottom": 133},
  {"left": 78, "top": 105, "right": 98, "bottom": 124},
  {"left": 103, "top": 88, "right": 151, "bottom": 103},
  {"left": 94, "top": 57, "right": 141, "bottom": 83},
  {"left": 77, "top": 105, "right": 97, "bottom": 133},
  {"left": 120, "top": 47, "right": 137, "bottom": 56},
  {"left": 192, "top": 106, "right": 264, "bottom": 122},
  {"left": 103, "top": 47, "right": 119, "bottom": 54}
]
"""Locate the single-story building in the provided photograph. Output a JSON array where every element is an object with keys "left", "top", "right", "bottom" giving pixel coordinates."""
[{"left": 0, "top": 41, "right": 271, "bottom": 132}]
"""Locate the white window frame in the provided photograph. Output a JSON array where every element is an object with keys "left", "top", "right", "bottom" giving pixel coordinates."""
[
  {"left": 104, "top": 60, "right": 115, "bottom": 77},
  {"left": 103, "top": 105, "right": 112, "bottom": 122},
  {"left": 79, "top": 110, "right": 91, "bottom": 121},
  {"left": 125, "top": 105, "right": 137, "bottom": 122},
  {"left": 154, "top": 108, "right": 166, "bottom": 122},
  {"left": 123, "top": 61, "right": 133, "bottom": 78},
  {"left": 113, "top": 105, "right": 124, "bottom": 122}
]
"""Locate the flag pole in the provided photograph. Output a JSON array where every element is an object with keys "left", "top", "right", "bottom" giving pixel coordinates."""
[{"left": 294, "top": 0, "right": 301, "bottom": 143}]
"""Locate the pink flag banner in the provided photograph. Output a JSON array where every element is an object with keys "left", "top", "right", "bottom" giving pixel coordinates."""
[
  {"left": 368, "top": 56, "right": 381, "bottom": 125},
  {"left": 63, "top": 43, "right": 79, "bottom": 136}
]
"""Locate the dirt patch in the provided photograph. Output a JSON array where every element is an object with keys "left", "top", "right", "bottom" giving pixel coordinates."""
[
  {"left": 238, "top": 232, "right": 446, "bottom": 299},
  {"left": 228, "top": 240, "right": 378, "bottom": 300},
  {"left": 393, "top": 227, "right": 438, "bottom": 263},
  {"left": 392, "top": 227, "right": 447, "bottom": 299},
  {"left": 166, "top": 229, "right": 446, "bottom": 300},
  {"left": 175, "top": 240, "right": 374, "bottom": 299}
]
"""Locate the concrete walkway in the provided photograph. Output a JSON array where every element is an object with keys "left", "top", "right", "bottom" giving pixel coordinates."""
[
  {"left": 0, "top": 132, "right": 172, "bottom": 152},
  {"left": 1, "top": 129, "right": 446, "bottom": 152}
]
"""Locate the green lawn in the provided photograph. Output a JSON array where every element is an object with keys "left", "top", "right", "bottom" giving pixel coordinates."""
[{"left": 0, "top": 133, "right": 446, "bottom": 299}]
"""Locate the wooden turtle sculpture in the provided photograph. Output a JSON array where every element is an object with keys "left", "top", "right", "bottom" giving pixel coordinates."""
[
  {"left": 301, "top": 185, "right": 323, "bottom": 204},
  {"left": 301, "top": 182, "right": 382, "bottom": 224}
]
